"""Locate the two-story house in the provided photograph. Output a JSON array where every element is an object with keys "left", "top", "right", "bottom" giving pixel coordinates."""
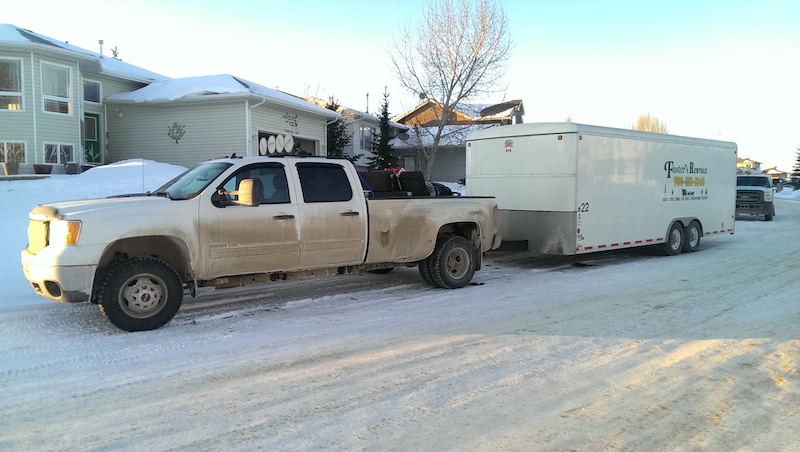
[
  {"left": 1, "top": 24, "right": 166, "bottom": 174},
  {"left": 1, "top": 24, "right": 339, "bottom": 175}
]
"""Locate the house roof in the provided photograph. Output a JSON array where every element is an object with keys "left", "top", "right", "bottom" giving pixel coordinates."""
[
  {"left": 393, "top": 98, "right": 524, "bottom": 127},
  {"left": 0, "top": 23, "right": 168, "bottom": 83},
  {"left": 391, "top": 123, "right": 497, "bottom": 149},
  {"left": 106, "top": 74, "right": 340, "bottom": 119},
  {"left": 305, "top": 96, "right": 408, "bottom": 130}
]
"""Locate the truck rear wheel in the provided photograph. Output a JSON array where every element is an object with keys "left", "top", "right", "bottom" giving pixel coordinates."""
[
  {"left": 98, "top": 257, "right": 183, "bottom": 332},
  {"left": 430, "top": 235, "right": 475, "bottom": 289},
  {"left": 418, "top": 257, "right": 435, "bottom": 286},
  {"left": 663, "top": 222, "right": 684, "bottom": 256},
  {"left": 682, "top": 221, "right": 702, "bottom": 253}
]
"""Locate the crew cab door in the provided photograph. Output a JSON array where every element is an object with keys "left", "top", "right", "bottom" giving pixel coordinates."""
[
  {"left": 198, "top": 162, "right": 300, "bottom": 278},
  {"left": 293, "top": 161, "right": 368, "bottom": 268}
]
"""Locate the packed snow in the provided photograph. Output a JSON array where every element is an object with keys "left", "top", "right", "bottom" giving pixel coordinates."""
[{"left": 1, "top": 161, "right": 799, "bottom": 450}]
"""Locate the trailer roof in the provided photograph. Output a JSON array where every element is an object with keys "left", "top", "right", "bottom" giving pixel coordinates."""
[{"left": 467, "top": 122, "right": 737, "bottom": 149}]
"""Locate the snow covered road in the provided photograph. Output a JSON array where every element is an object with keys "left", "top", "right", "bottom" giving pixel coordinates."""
[{"left": 2, "top": 199, "right": 799, "bottom": 450}]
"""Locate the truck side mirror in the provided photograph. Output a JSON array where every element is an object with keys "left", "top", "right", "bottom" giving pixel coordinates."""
[{"left": 235, "top": 178, "right": 264, "bottom": 207}]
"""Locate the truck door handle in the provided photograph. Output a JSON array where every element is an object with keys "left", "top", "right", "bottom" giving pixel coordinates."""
[
  {"left": 340, "top": 211, "right": 360, "bottom": 217},
  {"left": 272, "top": 214, "right": 295, "bottom": 220}
]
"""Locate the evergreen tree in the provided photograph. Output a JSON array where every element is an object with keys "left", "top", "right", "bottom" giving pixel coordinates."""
[
  {"left": 792, "top": 145, "right": 800, "bottom": 186},
  {"left": 368, "top": 90, "right": 401, "bottom": 170},
  {"left": 325, "top": 98, "right": 353, "bottom": 160}
]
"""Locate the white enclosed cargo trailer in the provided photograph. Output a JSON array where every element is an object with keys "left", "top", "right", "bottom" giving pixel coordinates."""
[{"left": 466, "top": 123, "right": 737, "bottom": 256}]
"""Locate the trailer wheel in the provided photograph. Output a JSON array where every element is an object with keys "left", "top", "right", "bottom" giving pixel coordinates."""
[
  {"left": 430, "top": 235, "right": 476, "bottom": 289},
  {"left": 663, "top": 222, "right": 684, "bottom": 256},
  {"left": 682, "top": 221, "right": 702, "bottom": 253},
  {"left": 98, "top": 257, "right": 183, "bottom": 332}
]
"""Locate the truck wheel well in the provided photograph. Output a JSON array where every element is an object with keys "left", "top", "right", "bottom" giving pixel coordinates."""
[
  {"left": 437, "top": 222, "right": 483, "bottom": 271},
  {"left": 437, "top": 222, "right": 481, "bottom": 245},
  {"left": 95, "top": 236, "right": 193, "bottom": 289}
]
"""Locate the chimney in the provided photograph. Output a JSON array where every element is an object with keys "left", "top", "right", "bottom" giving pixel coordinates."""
[{"left": 98, "top": 39, "right": 104, "bottom": 56}]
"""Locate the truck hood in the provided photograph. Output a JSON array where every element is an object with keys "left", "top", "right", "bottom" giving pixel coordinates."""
[
  {"left": 736, "top": 185, "right": 771, "bottom": 192},
  {"left": 30, "top": 195, "right": 179, "bottom": 221}
]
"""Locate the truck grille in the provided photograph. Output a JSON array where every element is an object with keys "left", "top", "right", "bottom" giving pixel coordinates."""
[
  {"left": 736, "top": 190, "right": 762, "bottom": 203},
  {"left": 27, "top": 220, "right": 48, "bottom": 255}
]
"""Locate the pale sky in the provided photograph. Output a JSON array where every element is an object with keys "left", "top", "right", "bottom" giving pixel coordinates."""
[{"left": 6, "top": 0, "right": 799, "bottom": 171}]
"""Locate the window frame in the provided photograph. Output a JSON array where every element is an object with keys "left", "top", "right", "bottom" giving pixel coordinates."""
[
  {"left": 296, "top": 162, "right": 353, "bottom": 203},
  {"left": 44, "top": 143, "right": 76, "bottom": 164},
  {"left": 0, "top": 142, "right": 26, "bottom": 163},
  {"left": 360, "top": 125, "right": 375, "bottom": 151},
  {"left": 0, "top": 57, "right": 24, "bottom": 111},
  {"left": 83, "top": 79, "right": 101, "bottom": 103},
  {"left": 41, "top": 61, "right": 72, "bottom": 115}
]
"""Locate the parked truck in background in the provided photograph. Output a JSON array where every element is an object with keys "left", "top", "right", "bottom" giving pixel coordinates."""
[
  {"left": 465, "top": 122, "right": 737, "bottom": 257},
  {"left": 21, "top": 156, "right": 500, "bottom": 332},
  {"left": 735, "top": 173, "right": 775, "bottom": 221}
]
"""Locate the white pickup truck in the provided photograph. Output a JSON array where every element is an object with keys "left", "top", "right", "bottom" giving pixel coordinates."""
[{"left": 21, "top": 156, "right": 500, "bottom": 331}]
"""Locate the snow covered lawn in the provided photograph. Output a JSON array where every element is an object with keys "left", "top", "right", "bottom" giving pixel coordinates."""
[{"left": 1, "top": 162, "right": 798, "bottom": 450}]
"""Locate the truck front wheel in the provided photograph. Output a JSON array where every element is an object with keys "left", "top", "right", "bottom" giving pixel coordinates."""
[
  {"left": 765, "top": 205, "right": 774, "bottom": 221},
  {"left": 430, "top": 235, "right": 476, "bottom": 289},
  {"left": 98, "top": 257, "right": 183, "bottom": 332}
]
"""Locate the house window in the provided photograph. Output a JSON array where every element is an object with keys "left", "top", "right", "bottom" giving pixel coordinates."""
[
  {"left": 0, "top": 142, "right": 25, "bottom": 163},
  {"left": 0, "top": 59, "right": 23, "bottom": 110},
  {"left": 44, "top": 143, "right": 74, "bottom": 164},
  {"left": 42, "top": 63, "right": 71, "bottom": 114},
  {"left": 83, "top": 80, "right": 100, "bottom": 103},
  {"left": 360, "top": 125, "right": 375, "bottom": 150}
]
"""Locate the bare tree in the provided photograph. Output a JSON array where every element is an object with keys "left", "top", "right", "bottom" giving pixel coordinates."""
[
  {"left": 631, "top": 113, "right": 669, "bottom": 133},
  {"left": 390, "top": 0, "right": 512, "bottom": 179}
]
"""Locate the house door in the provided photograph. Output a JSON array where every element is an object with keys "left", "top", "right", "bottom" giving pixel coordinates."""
[{"left": 84, "top": 113, "right": 101, "bottom": 163}]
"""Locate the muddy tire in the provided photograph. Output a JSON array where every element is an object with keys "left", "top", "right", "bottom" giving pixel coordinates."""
[
  {"left": 682, "top": 221, "right": 702, "bottom": 253},
  {"left": 418, "top": 256, "right": 435, "bottom": 286},
  {"left": 663, "top": 222, "right": 684, "bottom": 256},
  {"left": 430, "top": 235, "right": 475, "bottom": 289},
  {"left": 98, "top": 257, "right": 183, "bottom": 332}
]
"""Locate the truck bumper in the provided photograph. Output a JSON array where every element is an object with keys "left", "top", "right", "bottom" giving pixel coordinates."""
[
  {"left": 21, "top": 250, "right": 95, "bottom": 303},
  {"left": 736, "top": 203, "right": 773, "bottom": 216}
]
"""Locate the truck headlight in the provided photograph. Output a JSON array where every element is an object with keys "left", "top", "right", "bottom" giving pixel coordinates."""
[
  {"left": 764, "top": 191, "right": 773, "bottom": 202},
  {"left": 50, "top": 220, "right": 82, "bottom": 246}
]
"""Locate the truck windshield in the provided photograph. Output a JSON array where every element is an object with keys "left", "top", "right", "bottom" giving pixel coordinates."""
[
  {"left": 737, "top": 176, "right": 771, "bottom": 188},
  {"left": 151, "top": 162, "right": 233, "bottom": 200}
]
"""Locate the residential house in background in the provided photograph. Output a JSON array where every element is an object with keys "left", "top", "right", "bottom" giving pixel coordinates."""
[
  {"left": 105, "top": 76, "right": 339, "bottom": 168},
  {"left": 391, "top": 98, "right": 524, "bottom": 182},
  {"left": 0, "top": 23, "right": 165, "bottom": 174},
  {"left": 1, "top": 24, "right": 339, "bottom": 174},
  {"left": 736, "top": 157, "right": 762, "bottom": 173},
  {"left": 305, "top": 97, "right": 408, "bottom": 169}
]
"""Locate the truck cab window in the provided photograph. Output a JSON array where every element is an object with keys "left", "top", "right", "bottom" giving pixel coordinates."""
[
  {"left": 218, "top": 163, "right": 290, "bottom": 206},
  {"left": 297, "top": 163, "right": 353, "bottom": 203}
]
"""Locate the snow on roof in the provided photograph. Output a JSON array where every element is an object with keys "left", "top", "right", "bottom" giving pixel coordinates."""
[
  {"left": 106, "top": 74, "right": 340, "bottom": 118},
  {"left": 0, "top": 24, "right": 168, "bottom": 83}
]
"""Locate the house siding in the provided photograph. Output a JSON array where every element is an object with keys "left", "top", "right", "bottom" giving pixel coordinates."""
[
  {"left": 106, "top": 101, "right": 246, "bottom": 168},
  {"left": 0, "top": 50, "right": 84, "bottom": 167}
]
